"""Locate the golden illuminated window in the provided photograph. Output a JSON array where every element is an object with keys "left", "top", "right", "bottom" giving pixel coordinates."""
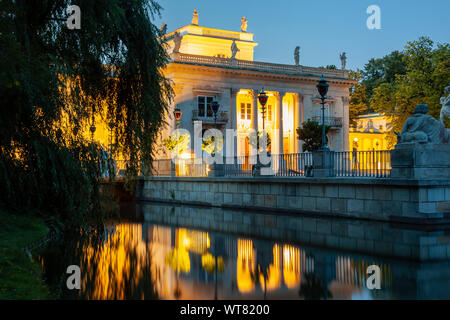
[{"left": 240, "top": 103, "right": 251, "bottom": 120}]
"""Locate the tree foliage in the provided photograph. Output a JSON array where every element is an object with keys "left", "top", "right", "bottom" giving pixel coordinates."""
[
  {"left": 0, "top": 0, "right": 172, "bottom": 226},
  {"left": 296, "top": 120, "right": 330, "bottom": 152},
  {"left": 370, "top": 37, "right": 450, "bottom": 142},
  {"left": 348, "top": 70, "right": 369, "bottom": 127}
]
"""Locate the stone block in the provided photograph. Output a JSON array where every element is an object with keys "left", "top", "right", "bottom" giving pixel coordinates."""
[
  {"left": 428, "top": 188, "right": 445, "bottom": 202},
  {"left": 355, "top": 186, "right": 373, "bottom": 200},
  {"left": 232, "top": 193, "right": 243, "bottom": 206},
  {"left": 255, "top": 195, "right": 265, "bottom": 206},
  {"left": 288, "top": 196, "right": 301, "bottom": 209},
  {"left": 373, "top": 187, "right": 392, "bottom": 200},
  {"left": 364, "top": 200, "right": 382, "bottom": 214},
  {"left": 296, "top": 185, "right": 310, "bottom": 196},
  {"left": 286, "top": 185, "right": 296, "bottom": 196},
  {"left": 316, "top": 198, "right": 331, "bottom": 212},
  {"left": 265, "top": 195, "right": 276, "bottom": 207},
  {"left": 393, "top": 189, "right": 410, "bottom": 201},
  {"left": 310, "top": 185, "right": 324, "bottom": 197},
  {"left": 429, "top": 245, "right": 447, "bottom": 259},
  {"left": 302, "top": 197, "right": 316, "bottom": 211},
  {"left": 303, "top": 219, "right": 317, "bottom": 232},
  {"left": 331, "top": 198, "right": 346, "bottom": 213},
  {"left": 339, "top": 185, "right": 355, "bottom": 199},
  {"left": 316, "top": 220, "right": 332, "bottom": 234},
  {"left": 348, "top": 224, "right": 365, "bottom": 238},
  {"left": 223, "top": 193, "right": 233, "bottom": 204},
  {"left": 347, "top": 199, "right": 364, "bottom": 213},
  {"left": 243, "top": 193, "right": 252, "bottom": 205},
  {"left": 324, "top": 185, "right": 338, "bottom": 198},
  {"left": 276, "top": 196, "right": 288, "bottom": 208}
]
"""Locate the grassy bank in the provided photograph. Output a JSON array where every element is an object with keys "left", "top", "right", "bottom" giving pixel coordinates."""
[{"left": 0, "top": 209, "right": 51, "bottom": 299}]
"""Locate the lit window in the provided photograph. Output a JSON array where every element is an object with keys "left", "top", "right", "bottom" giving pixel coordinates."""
[
  {"left": 246, "top": 103, "right": 251, "bottom": 120},
  {"left": 240, "top": 103, "right": 245, "bottom": 120}
]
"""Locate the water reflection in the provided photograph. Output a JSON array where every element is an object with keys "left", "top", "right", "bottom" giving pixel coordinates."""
[{"left": 39, "top": 202, "right": 450, "bottom": 300}]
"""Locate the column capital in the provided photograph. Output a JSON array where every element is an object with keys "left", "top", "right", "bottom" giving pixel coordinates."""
[
  {"left": 274, "top": 91, "right": 287, "bottom": 99},
  {"left": 230, "top": 87, "right": 240, "bottom": 95}
]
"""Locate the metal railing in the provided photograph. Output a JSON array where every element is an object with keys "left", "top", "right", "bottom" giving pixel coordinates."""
[
  {"left": 271, "top": 153, "right": 313, "bottom": 177},
  {"left": 192, "top": 110, "right": 229, "bottom": 122},
  {"left": 311, "top": 116, "right": 343, "bottom": 128},
  {"left": 334, "top": 150, "right": 391, "bottom": 178},
  {"left": 223, "top": 155, "right": 256, "bottom": 176},
  {"left": 108, "top": 150, "right": 392, "bottom": 179}
]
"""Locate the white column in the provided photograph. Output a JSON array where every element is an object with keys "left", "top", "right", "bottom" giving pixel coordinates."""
[
  {"left": 277, "top": 91, "right": 285, "bottom": 155},
  {"left": 251, "top": 90, "right": 258, "bottom": 132},
  {"left": 342, "top": 96, "right": 350, "bottom": 151},
  {"left": 230, "top": 88, "right": 238, "bottom": 157}
]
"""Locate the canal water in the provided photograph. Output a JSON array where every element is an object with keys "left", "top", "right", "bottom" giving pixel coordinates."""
[{"left": 38, "top": 202, "right": 450, "bottom": 300}]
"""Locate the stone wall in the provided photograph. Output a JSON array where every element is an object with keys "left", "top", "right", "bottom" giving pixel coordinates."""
[{"left": 138, "top": 176, "right": 450, "bottom": 223}]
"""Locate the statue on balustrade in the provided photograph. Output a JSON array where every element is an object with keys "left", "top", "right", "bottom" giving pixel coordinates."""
[
  {"left": 396, "top": 104, "right": 450, "bottom": 144},
  {"left": 173, "top": 31, "right": 182, "bottom": 53},
  {"left": 192, "top": 9, "right": 199, "bottom": 25},
  {"left": 440, "top": 85, "right": 450, "bottom": 123},
  {"left": 340, "top": 52, "right": 347, "bottom": 70},
  {"left": 294, "top": 46, "right": 300, "bottom": 66},
  {"left": 241, "top": 16, "right": 247, "bottom": 32},
  {"left": 231, "top": 40, "right": 239, "bottom": 59}
]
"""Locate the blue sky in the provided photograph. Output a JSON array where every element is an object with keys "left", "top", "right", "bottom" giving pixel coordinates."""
[{"left": 153, "top": 0, "right": 450, "bottom": 70}]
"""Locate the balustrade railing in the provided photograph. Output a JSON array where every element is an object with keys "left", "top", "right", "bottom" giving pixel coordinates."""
[
  {"left": 334, "top": 150, "right": 391, "bottom": 178},
  {"left": 172, "top": 52, "right": 349, "bottom": 78},
  {"left": 107, "top": 150, "right": 391, "bottom": 179}
]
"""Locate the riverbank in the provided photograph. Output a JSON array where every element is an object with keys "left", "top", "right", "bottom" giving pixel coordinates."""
[{"left": 0, "top": 209, "right": 51, "bottom": 299}]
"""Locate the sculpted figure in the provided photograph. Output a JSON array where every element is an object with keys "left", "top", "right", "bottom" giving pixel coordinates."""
[
  {"left": 340, "top": 52, "right": 347, "bottom": 70},
  {"left": 173, "top": 31, "right": 182, "bottom": 53},
  {"left": 397, "top": 104, "right": 450, "bottom": 144},
  {"left": 241, "top": 16, "right": 247, "bottom": 32},
  {"left": 159, "top": 23, "right": 167, "bottom": 35},
  {"left": 231, "top": 40, "right": 239, "bottom": 59},
  {"left": 294, "top": 46, "right": 300, "bottom": 66},
  {"left": 192, "top": 9, "right": 198, "bottom": 25},
  {"left": 440, "top": 85, "right": 450, "bottom": 123}
]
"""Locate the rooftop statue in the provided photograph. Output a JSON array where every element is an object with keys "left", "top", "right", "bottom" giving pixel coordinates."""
[
  {"left": 192, "top": 9, "right": 198, "bottom": 25},
  {"left": 241, "top": 16, "right": 247, "bottom": 32},
  {"left": 440, "top": 85, "right": 450, "bottom": 123},
  {"left": 159, "top": 23, "right": 167, "bottom": 35},
  {"left": 231, "top": 40, "right": 240, "bottom": 59},
  {"left": 396, "top": 104, "right": 450, "bottom": 144},
  {"left": 294, "top": 46, "right": 300, "bottom": 66},
  {"left": 340, "top": 52, "right": 347, "bottom": 70},
  {"left": 173, "top": 31, "right": 182, "bottom": 53}
]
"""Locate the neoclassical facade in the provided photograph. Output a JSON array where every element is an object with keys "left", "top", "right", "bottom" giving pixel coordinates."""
[
  {"left": 157, "top": 16, "right": 354, "bottom": 159},
  {"left": 349, "top": 113, "right": 393, "bottom": 151}
]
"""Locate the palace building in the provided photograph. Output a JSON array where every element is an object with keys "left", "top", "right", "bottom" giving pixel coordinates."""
[
  {"left": 156, "top": 10, "right": 354, "bottom": 160},
  {"left": 349, "top": 113, "right": 393, "bottom": 151}
]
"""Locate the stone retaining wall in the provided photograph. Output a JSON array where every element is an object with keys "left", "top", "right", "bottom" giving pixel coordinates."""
[{"left": 138, "top": 176, "right": 450, "bottom": 223}]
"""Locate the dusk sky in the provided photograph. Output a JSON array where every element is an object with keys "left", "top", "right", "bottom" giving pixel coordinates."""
[{"left": 153, "top": 0, "right": 450, "bottom": 70}]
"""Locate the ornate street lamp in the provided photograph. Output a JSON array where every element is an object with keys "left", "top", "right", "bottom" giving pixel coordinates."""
[
  {"left": 258, "top": 88, "right": 268, "bottom": 130},
  {"left": 174, "top": 106, "right": 182, "bottom": 129},
  {"left": 316, "top": 76, "right": 329, "bottom": 151}
]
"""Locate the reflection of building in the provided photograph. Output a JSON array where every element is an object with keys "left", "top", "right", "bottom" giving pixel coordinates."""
[
  {"left": 349, "top": 113, "right": 393, "bottom": 151},
  {"left": 157, "top": 11, "right": 354, "bottom": 159}
]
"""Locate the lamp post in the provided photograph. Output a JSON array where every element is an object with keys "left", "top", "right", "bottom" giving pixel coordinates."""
[
  {"left": 316, "top": 76, "right": 329, "bottom": 151},
  {"left": 258, "top": 89, "right": 268, "bottom": 131}
]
